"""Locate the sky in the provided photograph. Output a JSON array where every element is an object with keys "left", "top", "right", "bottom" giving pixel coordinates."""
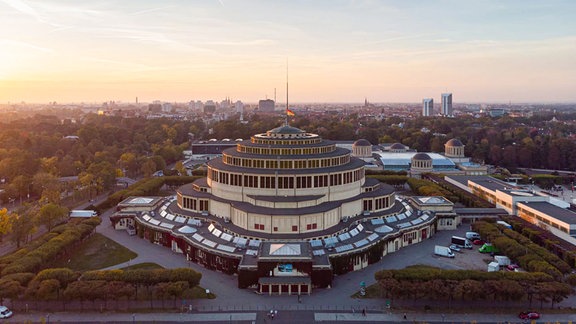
[{"left": 0, "top": 0, "right": 575, "bottom": 104}]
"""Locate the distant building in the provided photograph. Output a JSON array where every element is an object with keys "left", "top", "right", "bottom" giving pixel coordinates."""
[
  {"left": 351, "top": 139, "right": 372, "bottom": 158},
  {"left": 220, "top": 97, "right": 231, "bottom": 109},
  {"left": 488, "top": 108, "right": 506, "bottom": 117},
  {"left": 235, "top": 100, "right": 244, "bottom": 114},
  {"left": 258, "top": 99, "right": 275, "bottom": 112},
  {"left": 422, "top": 98, "right": 434, "bottom": 116},
  {"left": 162, "top": 103, "right": 172, "bottom": 112},
  {"left": 441, "top": 93, "right": 453, "bottom": 116},
  {"left": 372, "top": 138, "right": 487, "bottom": 176},
  {"left": 204, "top": 100, "right": 216, "bottom": 114},
  {"left": 148, "top": 102, "right": 162, "bottom": 113}
]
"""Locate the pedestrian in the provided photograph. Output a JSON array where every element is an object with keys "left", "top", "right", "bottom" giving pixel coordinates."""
[
  {"left": 362, "top": 308, "right": 366, "bottom": 316},
  {"left": 403, "top": 312, "right": 407, "bottom": 320}
]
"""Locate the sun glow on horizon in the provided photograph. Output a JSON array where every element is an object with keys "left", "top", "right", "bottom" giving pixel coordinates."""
[{"left": 1, "top": 0, "right": 575, "bottom": 103}]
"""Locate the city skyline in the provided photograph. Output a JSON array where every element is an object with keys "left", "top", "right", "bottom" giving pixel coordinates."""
[{"left": 1, "top": 0, "right": 575, "bottom": 104}]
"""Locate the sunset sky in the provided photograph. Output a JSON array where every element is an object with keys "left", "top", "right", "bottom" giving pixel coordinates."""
[{"left": 1, "top": 0, "right": 575, "bottom": 104}]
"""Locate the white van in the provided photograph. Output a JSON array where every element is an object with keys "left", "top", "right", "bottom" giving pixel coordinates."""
[{"left": 465, "top": 232, "right": 481, "bottom": 240}]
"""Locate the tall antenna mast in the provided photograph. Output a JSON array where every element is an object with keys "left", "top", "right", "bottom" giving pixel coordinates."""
[{"left": 285, "top": 59, "right": 289, "bottom": 126}]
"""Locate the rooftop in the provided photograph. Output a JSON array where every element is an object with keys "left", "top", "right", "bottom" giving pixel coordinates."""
[{"left": 518, "top": 201, "right": 576, "bottom": 225}]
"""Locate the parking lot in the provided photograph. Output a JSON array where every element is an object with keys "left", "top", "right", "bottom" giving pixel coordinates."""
[{"left": 379, "top": 225, "right": 496, "bottom": 272}]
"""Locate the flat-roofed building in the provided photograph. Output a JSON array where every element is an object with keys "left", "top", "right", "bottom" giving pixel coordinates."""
[
  {"left": 517, "top": 201, "right": 576, "bottom": 245},
  {"left": 446, "top": 174, "right": 576, "bottom": 244}
]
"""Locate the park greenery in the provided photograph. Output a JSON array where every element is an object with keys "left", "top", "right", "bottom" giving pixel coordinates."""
[
  {"left": 0, "top": 215, "right": 204, "bottom": 307},
  {"left": 375, "top": 265, "right": 572, "bottom": 309},
  {"left": 49, "top": 233, "right": 137, "bottom": 272}
]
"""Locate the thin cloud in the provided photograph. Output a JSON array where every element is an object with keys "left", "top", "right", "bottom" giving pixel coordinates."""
[
  {"left": 207, "top": 39, "right": 276, "bottom": 46},
  {"left": 0, "top": 39, "right": 52, "bottom": 52},
  {"left": 129, "top": 6, "right": 174, "bottom": 16},
  {"left": 1, "top": 0, "right": 46, "bottom": 23}
]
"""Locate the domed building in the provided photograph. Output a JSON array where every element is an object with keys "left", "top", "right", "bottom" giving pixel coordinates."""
[
  {"left": 112, "top": 125, "right": 438, "bottom": 295},
  {"left": 389, "top": 143, "right": 407, "bottom": 153},
  {"left": 372, "top": 138, "right": 487, "bottom": 177},
  {"left": 351, "top": 139, "right": 372, "bottom": 158},
  {"left": 410, "top": 153, "right": 433, "bottom": 178},
  {"left": 444, "top": 138, "right": 465, "bottom": 159}
]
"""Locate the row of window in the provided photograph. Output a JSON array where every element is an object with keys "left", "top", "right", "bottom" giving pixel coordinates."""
[
  {"left": 254, "top": 223, "right": 318, "bottom": 232},
  {"left": 181, "top": 196, "right": 209, "bottom": 212},
  {"left": 238, "top": 143, "right": 334, "bottom": 156},
  {"left": 208, "top": 168, "right": 365, "bottom": 189},
  {"left": 412, "top": 160, "right": 432, "bottom": 168},
  {"left": 362, "top": 196, "right": 393, "bottom": 212},
  {"left": 518, "top": 207, "right": 568, "bottom": 234},
  {"left": 251, "top": 138, "right": 321, "bottom": 145},
  {"left": 222, "top": 153, "right": 350, "bottom": 169},
  {"left": 403, "top": 231, "right": 418, "bottom": 242}
]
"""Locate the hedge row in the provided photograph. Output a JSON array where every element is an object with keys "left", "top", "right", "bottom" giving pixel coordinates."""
[
  {"left": 472, "top": 221, "right": 570, "bottom": 279},
  {"left": 0, "top": 218, "right": 101, "bottom": 276}
]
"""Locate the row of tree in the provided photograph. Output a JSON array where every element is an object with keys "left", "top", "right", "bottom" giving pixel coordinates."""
[
  {"left": 376, "top": 266, "right": 573, "bottom": 309},
  {"left": 500, "top": 215, "right": 576, "bottom": 268},
  {"left": 0, "top": 217, "right": 101, "bottom": 276},
  {"left": 0, "top": 267, "right": 202, "bottom": 306},
  {"left": 472, "top": 221, "right": 571, "bottom": 278}
]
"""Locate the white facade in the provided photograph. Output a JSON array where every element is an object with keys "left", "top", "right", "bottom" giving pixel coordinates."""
[
  {"left": 441, "top": 93, "right": 453, "bottom": 116},
  {"left": 422, "top": 98, "right": 434, "bottom": 116}
]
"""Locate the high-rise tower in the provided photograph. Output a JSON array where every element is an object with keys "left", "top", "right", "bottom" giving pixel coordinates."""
[
  {"left": 441, "top": 93, "right": 453, "bottom": 116},
  {"left": 422, "top": 98, "right": 434, "bottom": 116}
]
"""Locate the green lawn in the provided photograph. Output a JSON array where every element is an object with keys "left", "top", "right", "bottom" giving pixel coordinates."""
[
  {"left": 122, "top": 262, "right": 164, "bottom": 271},
  {"left": 51, "top": 233, "right": 137, "bottom": 271}
]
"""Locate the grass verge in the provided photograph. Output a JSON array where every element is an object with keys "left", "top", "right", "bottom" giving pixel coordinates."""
[{"left": 51, "top": 233, "right": 137, "bottom": 271}]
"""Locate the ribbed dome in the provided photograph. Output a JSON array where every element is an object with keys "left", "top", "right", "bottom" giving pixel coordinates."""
[
  {"left": 412, "top": 153, "right": 432, "bottom": 161},
  {"left": 390, "top": 143, "right": 406, "bottom": 150},
  {"left": 267, "top": 125, "right": 305, "bottom": 135},
  {"left": 445, "top": 138, "right": 464, "bottom": 147},
  {"left": 353, "top": 139, "right": 371, "bottom": 147}
]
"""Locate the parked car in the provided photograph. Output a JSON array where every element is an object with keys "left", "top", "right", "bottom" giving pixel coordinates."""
[
  {"left": 449, "top": 244, "right": 461, "bottom": 252},
  {"left": 0, "top": 306, "right": 13, "bottom": 319},
  {"left": 472, "top": 239, "right": 485, "bottom": 245},
  {"left": 519, "top": 311, "right": 540, "bottom": 320},
  {"left": 506, "top": 264, "right": 520, "bottom": 271}
]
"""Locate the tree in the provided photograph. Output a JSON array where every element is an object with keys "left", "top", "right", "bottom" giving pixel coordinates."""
[
  {"left": 36, "top": 279, "right": 61, "bottom": 300},
  {"left": 118, "top": 153, "right": 138, "bottom": 178},
  {"left": 0, "top": 208, "right": 12, "bottom": 242},
  {"left": 0, "top": 279, "right": 23, "bottom": 304},
  {"left": 10, "top": 212, "right": 35, "bottom": 248},
  {"left": 141, "top": 159, "right": 157, "bottom": 178},
  {"left": 33, "top": 172, "right": 61, "bottom": 204},
  {"left": 37, "top": 203, "right": 69, "bottom": 231}
]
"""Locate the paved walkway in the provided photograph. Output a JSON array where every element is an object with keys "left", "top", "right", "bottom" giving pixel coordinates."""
[{"left": 10, "top": 309, "right": 576, "bottom": 323}]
